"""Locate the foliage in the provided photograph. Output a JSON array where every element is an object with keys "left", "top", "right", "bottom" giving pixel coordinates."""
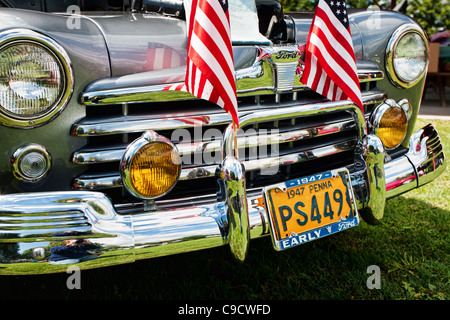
[
  {"left": 405, "top": 0, "right": 450, "bottom": 37},
  {"left": 280, "top": 0, "right": 315, "bottom": 11},
  {"left": 281, "top": 0, "right": 374, "bottom": 12},
  {"left": 281, "top": 0, "right": 450, "bottom": 38}
]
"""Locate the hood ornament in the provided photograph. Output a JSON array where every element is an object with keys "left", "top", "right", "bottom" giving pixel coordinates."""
[{"left": 235, "top": 45, "right": 307, "bottom": 95}]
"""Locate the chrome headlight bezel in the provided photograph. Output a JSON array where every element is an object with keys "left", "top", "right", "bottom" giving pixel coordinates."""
[
  {"left": 386, "top": 24, "right": 428, "bottom": 89},
  {"left": 370, "top": 99, "right": 408, "bottom": 150},
  {"left": 0, "top": 28, "right": 74, "bottom": 128}
]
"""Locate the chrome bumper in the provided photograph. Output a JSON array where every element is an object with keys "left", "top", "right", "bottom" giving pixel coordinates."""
[{"left": 0, "top": 123, "right": 445, "bottom": 275}]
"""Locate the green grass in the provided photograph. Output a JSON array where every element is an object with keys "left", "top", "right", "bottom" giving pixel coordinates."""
[{"left": 0, "top": 119, "right": 448, "bottom": 301}]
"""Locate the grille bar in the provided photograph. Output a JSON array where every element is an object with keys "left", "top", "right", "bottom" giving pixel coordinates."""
[
  {"left": 71, "top": 110, "right": 232, "bottom": 137},
  {"left": 72, "top": 137, "right": 356, "bottom": 190},
  {"left": 72, "top": 116, "right": 358, "bottom": 165},
  {"left": 72, "top": 90, "right": 384, "bottom": 137}
]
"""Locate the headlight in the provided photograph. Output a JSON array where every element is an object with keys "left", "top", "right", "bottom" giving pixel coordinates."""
[
  {"left": 386, "top": 24, "right": 428, "bottom": 88},
  {"left": 120, "top": 130, "right": 181, "bottom": 200},
  {"left": 371, "top": 99, "right": 408, "bottom": 149},
  {"left": 0, "top": 29, "right": 73, "bottom": 128}
]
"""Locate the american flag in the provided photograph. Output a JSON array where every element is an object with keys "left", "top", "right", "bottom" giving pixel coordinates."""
[
  {"left": 300, "top": 0, "right": 363, "bottom": 113},
  {"left": 181, "top": 0, "right": 239, "bottom": 127}
]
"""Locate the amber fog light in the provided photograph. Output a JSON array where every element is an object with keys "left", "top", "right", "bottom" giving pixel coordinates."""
[
  {"left": 371, "top": 99, "right": 408, "bottom": 149},
  {"left": 120, "top": 130, "right": 181, "bottom": 200},
  {"left": 11, "top": 144, "right": 51, "bottom": 181}
]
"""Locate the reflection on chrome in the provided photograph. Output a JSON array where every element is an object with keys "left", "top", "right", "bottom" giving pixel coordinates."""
[{"left": 0, "top": 121, "right": 445, "bottom": 274}]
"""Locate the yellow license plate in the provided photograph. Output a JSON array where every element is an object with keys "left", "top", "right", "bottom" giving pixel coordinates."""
[{"left": 264, "top": 169, "right": 359, "bottom": 251}]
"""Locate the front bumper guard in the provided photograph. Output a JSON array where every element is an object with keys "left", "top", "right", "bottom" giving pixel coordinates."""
[{"left": 0, "top": 117, "right": 445, "bottom": 274}]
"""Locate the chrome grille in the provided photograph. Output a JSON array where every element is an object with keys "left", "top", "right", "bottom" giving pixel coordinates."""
[{"left": 70, "top": 87, "right": 385, "bottom": 204}]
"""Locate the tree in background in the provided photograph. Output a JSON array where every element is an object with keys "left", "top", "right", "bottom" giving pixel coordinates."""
[
  {"left": 281, "top": 0, "right": 449, "bottom": 38},
  {"left": 406, "top": 0, "right": 449, "bottom": 37},
  {"left": 281, "top": 0, "right": 373, "bottom": 11}
]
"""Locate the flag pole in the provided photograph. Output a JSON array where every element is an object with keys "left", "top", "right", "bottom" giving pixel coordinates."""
[{"left": 232, "top": 118, "right": 239, "bottom": 159}]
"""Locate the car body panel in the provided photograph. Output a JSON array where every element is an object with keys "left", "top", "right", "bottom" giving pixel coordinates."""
[{"left": 0, "top": 1, "right": 445, "bottom": 274}]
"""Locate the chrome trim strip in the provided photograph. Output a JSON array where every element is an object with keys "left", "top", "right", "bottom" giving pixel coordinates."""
[
  {"left": 81, "top": 83, "right": 192, "bottom": 106},
  {"left": 0, "top": 191, "right": 132, "bottom": 241},
  {"left": 80, "top": 69, "right": 383, "bottom": 106},
  {"left": 242, "top": 138, "right": 356, "bottom": 172},
  {"left": 362, "top": 91, "right": 386, "bottom": 105},
  {"left": 179, "top": 165, "right": 216, "bottom": 180},
  {"left": 406, "top": 124, "right": 446, "bottom": 188},
  {"left": 358, "top": 69, "right": 384, "bottom": 83},
  {"left": 72, "top": 148, "right": 125, "bottom": 165},
  {"left": 74, "top": 175, "right": 122, "bottom": 190},
  {"left": 71, "top": 112, "right": 233, "bottom": 137}
]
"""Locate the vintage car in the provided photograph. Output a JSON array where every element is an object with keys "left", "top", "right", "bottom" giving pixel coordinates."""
[{"left": 0, "top": 0, "right": 445, "bottom": 275}]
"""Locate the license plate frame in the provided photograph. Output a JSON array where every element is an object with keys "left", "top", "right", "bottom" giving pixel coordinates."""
[{"left": 263, "top": 168, "right": 359, "bottom": 251}]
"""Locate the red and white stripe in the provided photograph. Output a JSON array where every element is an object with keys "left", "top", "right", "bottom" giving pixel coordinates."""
[
  {"left": 143, "top": 45, "right": 184, "bottom": 71},
  {"left": 183, "top": 0, "right": 239, "bottom": 127},
  {"left": 163, "top": 82, "right": 187, "bottom": 92},
  {"left": 301, "top": 0, "right": 363, "bottom": 112}
]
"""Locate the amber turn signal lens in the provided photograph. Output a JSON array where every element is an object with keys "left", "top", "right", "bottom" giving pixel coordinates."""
[
  {"left": 373, "top": 100, "right": 408, "bottom": 150},
  {"left": 129, "top": 142, "right": 180, "bottom": 198},
  {"left": 121, "top": 131, "right": 181, "bottom": 200}
]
